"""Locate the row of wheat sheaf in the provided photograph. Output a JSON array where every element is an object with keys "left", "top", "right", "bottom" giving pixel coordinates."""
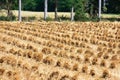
[{"left": 0, "top": 22, "right": 120, "bottom": 80}]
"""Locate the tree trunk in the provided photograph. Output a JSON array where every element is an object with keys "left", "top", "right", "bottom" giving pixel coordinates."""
[
  {"left": 6, "top": 0, "right": 10, "bottom": 19},
  {"left": 18, "top": 0, "right": 22, "bottom": 21},
  {"left": 90, "top": 4, "right": 93, "bottom": 18},
  {"left": 98, "top": 0, "right": 102, "bottom": 21},
  {"left": 7, "top": 5, "right": 10, "bottom": 17},
  {"left": 71, "top": 6, "right": 74, "bottom": 21},
  {"left": 44, "top": 0, "right": 48, "bottom": 20},
  {"left": 55, "top": 0, "right": 58, "bottom": 20}
]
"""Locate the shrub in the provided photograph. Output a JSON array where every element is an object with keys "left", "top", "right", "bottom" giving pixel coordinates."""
[
  {"left": 0, "top": 15, "right": 16, "bottom": 21},
  {"left": 28, "top": 16, "right": 36, "bottom": 21},
  {"left": 46, "top": 17, "right": 53, "bottom": 21},
  {"left": 0, "top": 16, "right": 8, "bottom": 21},
  {"left": 58, "top": 15, "right": 70, "bottom": 21},
  {"left": 22, "top": 16, "right": 36, "bottom": 21}
]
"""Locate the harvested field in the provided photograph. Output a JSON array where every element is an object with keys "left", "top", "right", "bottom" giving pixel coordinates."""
[{"left": 0, "top": 21, "right": 120, "bottom": 80}]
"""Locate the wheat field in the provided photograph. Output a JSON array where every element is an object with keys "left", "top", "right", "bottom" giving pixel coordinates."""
[{"left": 0, "top": 21, "right": 120, "bottom": 80}]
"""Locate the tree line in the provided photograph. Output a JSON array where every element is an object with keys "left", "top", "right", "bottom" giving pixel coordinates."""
[{"left": 0, "top": 0, "right": 120, "bottom": 21}]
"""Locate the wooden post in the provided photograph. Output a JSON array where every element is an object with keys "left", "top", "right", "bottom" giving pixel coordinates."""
[
  {"left": 71, "top": 6, "right": 74, "bottom": 21},
  {"left": 18, "top": 0, "right": 22, "bottom": 21},
  {"left": 44, "top": 0, "right": 48, "bottom": 20},
  {"left": 98, "top": 0, "right": 102, "bottom": 21},
  {"left": 55, "top": 0, "right": 58, "bottom": 20}
]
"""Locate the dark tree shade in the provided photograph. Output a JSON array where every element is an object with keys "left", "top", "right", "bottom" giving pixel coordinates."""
[{"left": 107, "top": 0, "right": 120, "bottom": 13}]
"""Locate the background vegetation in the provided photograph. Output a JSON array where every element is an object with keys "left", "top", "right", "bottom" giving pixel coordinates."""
[{"left": 0, "top": 0, "right": 120, "bottom": 21}]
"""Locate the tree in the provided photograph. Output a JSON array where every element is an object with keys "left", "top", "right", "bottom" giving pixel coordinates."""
[
  {"left": 107, "top": 0, "right": 120, "bottom": 13},
  {"left": 0, "top": 1, "right": 5, "bottom": 10},
  {"left": 87, "top": 0, "right": 99, "bottom": 18},
  {"left": 87, "top": 0, "right": 107, "bottom": 20},
  {"left": 22, "top": 0, "right": 37, "bottom": 11},
  {"left": 35, "top": 0, "right": 55, "bottom": 12},
  {"left": 0, "top": 0, "right": 17, "bottom": 19},
  {"left": 58, "top": 0, "right": 72, "bottom": 12},
  {"left": 74, "top": 0, "right": 87, "bottom": 21},
  {"left": 102, "top": 0, "right": 107, "bottom": 13},
  {"left": 58, "top": 0, "right": 74, "bottom": 21},
  {"left": 55, "top": 0, "right": 58, "bottom": 20}
]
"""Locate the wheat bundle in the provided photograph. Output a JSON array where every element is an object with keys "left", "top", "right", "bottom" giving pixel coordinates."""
[{"left": 0, "top": 68, "right": 5, "bottom": 75}]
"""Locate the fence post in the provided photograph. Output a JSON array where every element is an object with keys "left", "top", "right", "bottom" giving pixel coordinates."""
[
  {"left": 44, "top": 0, "right": 48, "bottom": 20},
  {"left": 98, "top": 0, "right": 102, "bottom": 21},
  {"left": 71, "top": 6, "right": 74, "bottom": 21},
  {"left": 18, "top": 0, "right": 22, "bottom": 21}
]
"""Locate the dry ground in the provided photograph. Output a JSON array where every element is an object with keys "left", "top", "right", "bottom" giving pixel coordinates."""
[{"left": 0, "top": 21, "right": 120, "bottom": 80}]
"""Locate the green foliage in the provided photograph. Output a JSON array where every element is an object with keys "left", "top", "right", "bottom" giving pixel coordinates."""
[
  {"left": 102, "top": 17, "right": 120, "bottom": 22},
  {"left": 0, "top": 16, "right": 8, "bottom": 21},
  {"left": 10, "top": 15, "right": 16, "bottom": 21},
  {"left": 58, "top": 0, "right": 73, "bottom": 12},
  {"left": 35, "top": 0, "right": 55, "bottom": 11},
  {"left": 90, "top": 16, "right": 99, "bottom": 22},
  {"left": 87, "top": 0, "right": 98, "bottom": 18},
  {"left": 28, "top": 16, "right": 36, "bottom": 21},
  {"left": 103, "top": 6, "right": 107, "bottom": 13},
  {"left": 22, "top": 16, "right": 36, "bottom": 21},
  {"left": 0, "top": 0, "right": 17, "bottom": 9},
  {"left": 1, "top": 0, "right": 119, "bottom": 14},
  {"left": 74, "top": 0, "right": 88, "bottom": 21},
  {"left": 58, "top": 15, "right": 70, "bottom": 21},
  {"left": 107, "top": 0, "right": 120, "bottom": 13},
  {"left": 22, "top": 17, "right": 28, "bottom": 21},
  {"left": 46, "top": 17, "right": 53, "bottom": 21},
  {"left": 0, "top": 0, "right": 120, "bottom": 21},
  {"left": 0, "top": 15, "right": 16, "bottom": 21},
  {"left": 0, "top": 0, "right": 17, "bottom": 20},
  {"left": 22, "top": 0, "right": 37, "bottom": 11}
]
